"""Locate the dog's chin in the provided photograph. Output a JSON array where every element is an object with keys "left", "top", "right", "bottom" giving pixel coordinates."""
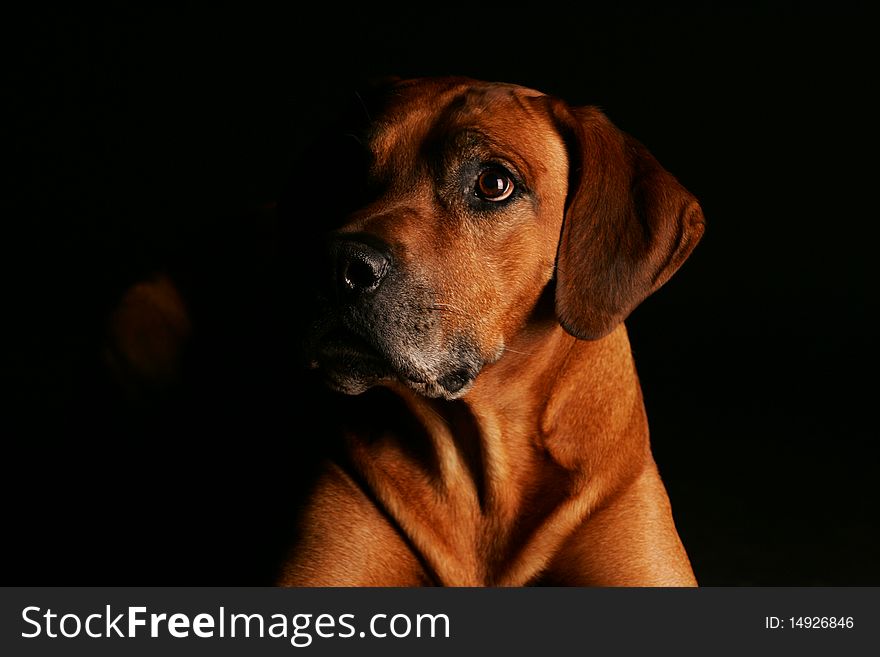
[
  {"left": 310, "top": 331, "right": 480, "bottom": 401},
  {"left": 395, "top": 368, "right": 477, "bottom": 401},
  {"left": 317, "top": 358, "right": 478, "bottom": 401},
  {"left": 319, "top": 364, "right": 388, "bottom": 396}
]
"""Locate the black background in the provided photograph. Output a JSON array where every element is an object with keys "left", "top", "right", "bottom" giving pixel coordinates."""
[{"left": 4, "top": 6, "right": 876, "bottom": 585}]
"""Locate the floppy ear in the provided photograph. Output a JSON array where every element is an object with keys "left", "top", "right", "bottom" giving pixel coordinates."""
[{"left": 551, "top": 102, "right": 705, "bottom": 340}]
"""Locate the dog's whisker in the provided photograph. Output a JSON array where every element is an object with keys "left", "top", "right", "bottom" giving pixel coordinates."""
[
  {"left": 343, "top": 132, "right": 365, "bottom": 147},
  {"left": 501, "top": 347, "right": 532, "bottom": 356},
  {"left": 424, "top": 404, "right": 452, "bottom": 430},
  {"left": 353, "top": 90, "right": 372, "bottom": 123}
]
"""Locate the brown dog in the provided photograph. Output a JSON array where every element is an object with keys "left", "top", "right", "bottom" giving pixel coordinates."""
[{"left": 277, "top": 77, "right": 705, "bottom": 586}]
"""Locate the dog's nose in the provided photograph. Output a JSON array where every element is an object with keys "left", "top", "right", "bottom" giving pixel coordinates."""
[{"left": 333, "top": 239, "right": 391, "bottom": 296}]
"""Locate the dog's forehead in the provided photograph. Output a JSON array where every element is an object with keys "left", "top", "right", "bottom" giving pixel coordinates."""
[
  {"left": 381, "top": 78, "right": 545, "bottom": 120},
  {"left": 367, "top": 79, "right": 554, "bottom": 166}
]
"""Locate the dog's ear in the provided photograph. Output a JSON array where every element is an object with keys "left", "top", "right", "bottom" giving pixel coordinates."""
[{"left": 549, "top": 102, "right": 705, "bottom": 340}]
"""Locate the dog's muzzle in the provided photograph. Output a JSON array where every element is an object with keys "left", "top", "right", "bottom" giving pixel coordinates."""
[{"left": 303, "top": 234, "right": 483, "bottom": 400}]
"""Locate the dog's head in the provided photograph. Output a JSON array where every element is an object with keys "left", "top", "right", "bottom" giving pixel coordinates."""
[{"left": 288, "top": 77, "right": 704, "bottom": 400}]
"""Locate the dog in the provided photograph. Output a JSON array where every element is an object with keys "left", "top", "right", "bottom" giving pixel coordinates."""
[{"left": 274, "top": 76, "right": 705, "bottom": 586}]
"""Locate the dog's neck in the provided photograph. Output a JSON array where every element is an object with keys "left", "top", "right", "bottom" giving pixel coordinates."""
[
  {"left": 381, "top": 319, "right": 650, "bottom": 483},
  {"left": 363, "top": 320, "right": 650, "bottom": 584},
  {"left": 466, "top": 320, "right": 648, "bottom": 471}
]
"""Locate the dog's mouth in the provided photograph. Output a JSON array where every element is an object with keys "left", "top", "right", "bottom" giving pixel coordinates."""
[
  {"left": 308, "top": 327, "right": 388, "bottom": 394},
  {"left": 314, "top": 327, "right": 384, "bottom": 364},
  {"left": 309, "top": 326, "right": 479, "bottom": 399}
]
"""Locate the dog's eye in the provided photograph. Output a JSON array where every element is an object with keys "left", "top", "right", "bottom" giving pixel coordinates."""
[{"left": 475, "top": 168, "right": 514, "bottom": 202}]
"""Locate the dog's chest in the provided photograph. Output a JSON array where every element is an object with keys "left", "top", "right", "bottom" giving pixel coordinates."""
[{"left": 342, "top": 407, "right": 586, "bottom": 586}]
